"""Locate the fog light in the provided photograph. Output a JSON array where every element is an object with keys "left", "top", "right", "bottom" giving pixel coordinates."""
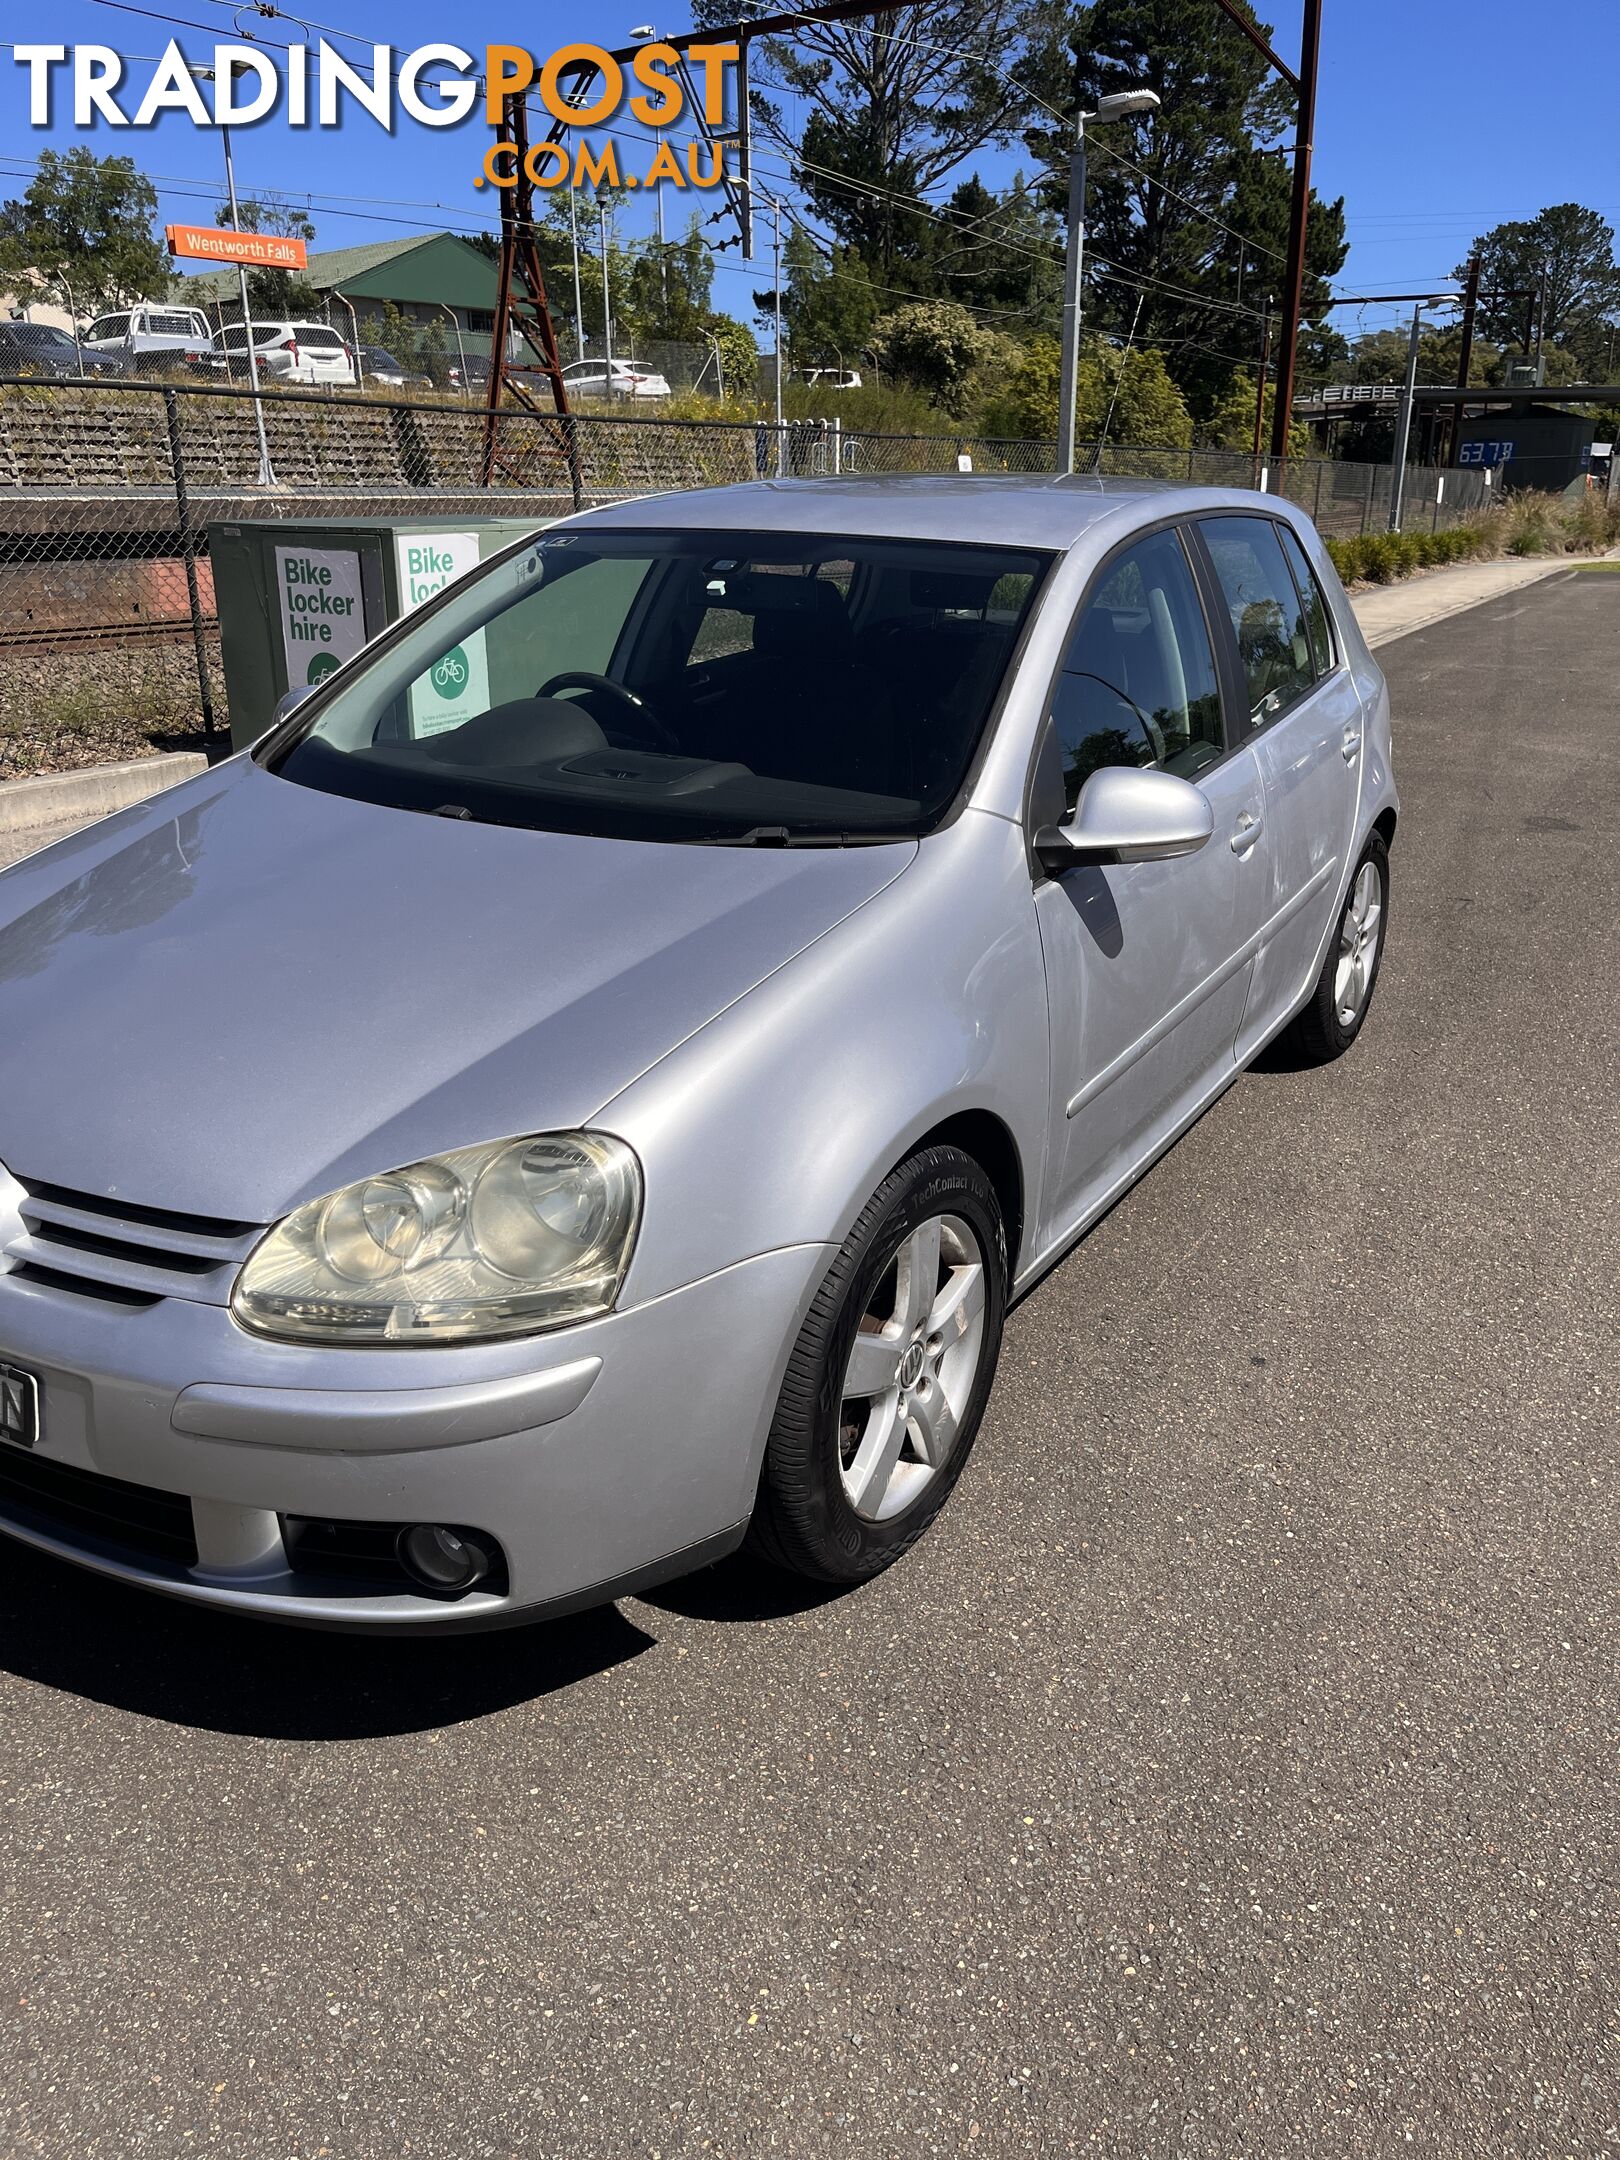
[{"left": 396, "top": 1522, "right": 493, "bottom": 1595}]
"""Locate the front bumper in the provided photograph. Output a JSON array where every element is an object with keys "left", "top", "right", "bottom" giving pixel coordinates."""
[{"left": 0, "top": 1242, "right": 831, "bottom": 1629}]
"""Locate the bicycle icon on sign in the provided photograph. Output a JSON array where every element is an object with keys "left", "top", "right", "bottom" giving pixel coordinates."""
[{"left": 429, "top": 647, "right": 469, "bottom": 699}]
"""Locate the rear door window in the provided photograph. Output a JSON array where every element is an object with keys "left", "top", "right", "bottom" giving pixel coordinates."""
[
  {"left": 297, "top": 328, "right": 346, "bottom": 351},
  {"left": 1275, "top": 525, "right": 1336, "bottom": 679},
  {"left": 1198, "top": 515, "right": 1318, "bottom": 729}
]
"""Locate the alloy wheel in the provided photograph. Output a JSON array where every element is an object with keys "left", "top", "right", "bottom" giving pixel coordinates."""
[
  {"left": 1334, "top": 860, "right": 1384, "bottom": 1028},
  {"left": 837, "top": 1213, "right": 988, "bottom": 1522}
]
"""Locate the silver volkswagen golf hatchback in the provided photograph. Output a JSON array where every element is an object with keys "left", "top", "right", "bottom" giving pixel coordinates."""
[{"left": 0, "top": 477, "right": 1394, "bottom": 1628}]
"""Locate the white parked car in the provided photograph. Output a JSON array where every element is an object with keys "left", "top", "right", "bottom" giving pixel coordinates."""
[
  {"left": 792, "top": 366, "right": 863, "bottom": 392},
  {"left": 561, "top": 358, "right": 672, "bottom": 400},
  {"left": 217, "top": 321, "right": 357, "bottom": 387},
  {"left": 84, "top": 303, "right": 217, "bottom": 374}
]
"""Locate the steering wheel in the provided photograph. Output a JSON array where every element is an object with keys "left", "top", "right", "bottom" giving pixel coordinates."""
[
  {"left": 536, "top": 670, "right": 677, "bottom": 752},
  {"left": 1071, "top": 672, "right": 1166, "bottom": 766}
]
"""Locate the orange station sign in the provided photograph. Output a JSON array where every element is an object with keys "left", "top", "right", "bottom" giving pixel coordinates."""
[{"left": 165, "top": 225, "right": 309, "bottom": 270}]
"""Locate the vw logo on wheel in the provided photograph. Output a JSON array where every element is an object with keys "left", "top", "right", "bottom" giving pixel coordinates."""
[{"left": 897, "top": 1341, "right": 926, "bottom": 1391}]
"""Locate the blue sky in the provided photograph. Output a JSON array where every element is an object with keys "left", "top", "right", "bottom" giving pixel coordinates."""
[{"left": 6, "top": 1, "right": 1619, "bottom": 344}]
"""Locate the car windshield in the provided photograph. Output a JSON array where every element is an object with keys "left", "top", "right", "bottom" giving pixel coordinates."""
[
  {"left": 5, "top": 325, "right": 74, "bottom": 352},
  {"left": 268, "top": 526, "right": 1050, "bottom": 844}
]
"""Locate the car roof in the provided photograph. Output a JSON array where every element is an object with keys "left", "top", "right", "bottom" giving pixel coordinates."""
[{"left": 566, "top": 472, "right": 1302, "bottom": 552}]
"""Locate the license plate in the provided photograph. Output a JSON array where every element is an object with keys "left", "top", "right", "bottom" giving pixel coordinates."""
[{"left": 0, "top": 1361, "right": 40, "bottom": 1450}]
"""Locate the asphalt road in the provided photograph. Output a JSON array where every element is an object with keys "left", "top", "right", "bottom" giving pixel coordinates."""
[{"left": 1, "top": 571, "right": 1616, "bottom": 2159}]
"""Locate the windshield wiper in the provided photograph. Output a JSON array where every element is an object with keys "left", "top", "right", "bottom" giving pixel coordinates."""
[{"left": 704, "top": 825, "right": 916, "bottom": 848}]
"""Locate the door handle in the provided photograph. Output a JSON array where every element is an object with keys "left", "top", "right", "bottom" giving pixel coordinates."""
[
  {"left": 1341, "top": 726, "right": 1362, "bottom": 764},
  {"left": 1230, "top": 809, "right": 1263, "bottom": 854}
]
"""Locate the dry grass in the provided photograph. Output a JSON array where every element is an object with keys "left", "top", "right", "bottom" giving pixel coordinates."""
[{"left": 1326, "top": 491, "right": 1619, "bottom": 587}]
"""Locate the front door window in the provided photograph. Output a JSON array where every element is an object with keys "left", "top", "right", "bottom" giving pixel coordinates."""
[{"left": 1049, "top": 528, "right": 1224, "bottom": 811}]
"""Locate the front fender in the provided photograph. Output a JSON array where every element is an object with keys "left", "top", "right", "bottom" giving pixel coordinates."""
[{"left": 598, "top": 811, "right": 1052, "bottom": 1308}]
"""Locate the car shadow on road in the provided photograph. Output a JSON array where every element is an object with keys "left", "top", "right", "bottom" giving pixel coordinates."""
[
  {"left": 639, "top": 1550, "right": 849, "bottom": 1624},
  {"left": 0, "top": 1539, "right": 655, "bottom": 1741},
  {"left": 1246, "top": 1034, "right": 1326, "bottom": 1077}
]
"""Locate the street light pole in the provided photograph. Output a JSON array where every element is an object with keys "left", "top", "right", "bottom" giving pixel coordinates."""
[
  {"left": 598, "top": 201, "right": 614, "bottom": 400},
  {"left": 193, "top": 61, "right": 275, "bottom": 485},
  {"left": 1268, "top": 0, "right": 1321, "bottom": 467},
  {"left": 631, "top": 27, "right": 668, "bottom": 309},
  {"left": 1055, "top": 87, "right": 1160, "bottom": 475},
  {"left": 568, "top": 189, "right": 585, "bottom": 363},
  {"left": 437, "top": 302, "right": 468, "bottom": 401},
  {"left": 220, "top": 113, "right": 275, "bottom": 484},
  {"left": 1389, "top": 301, "right": 1423, "bottom": 532},
  {"left": 772, "top": 193, "right": 785, "bottom": 475},
  {"left": 1251, "top": 295, "right": 1274, "bottom": 478}
]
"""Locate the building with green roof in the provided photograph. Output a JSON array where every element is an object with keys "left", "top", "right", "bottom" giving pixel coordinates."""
[{"left": 180, "top": 232, "right": 503, "bottom": 358}]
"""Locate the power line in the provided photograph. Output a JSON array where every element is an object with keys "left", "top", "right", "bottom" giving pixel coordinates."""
[
  {"left": 74, "top": 0, "right": 465, "bottom": 88},
  {"left": 1074, "top": 139, "right": 1287, "bottom": 266},
  {"left": 743, "top": 136, "right": 1271, "bottom": 327},
  {"left": 760, "top": 9, "right": 1289, "bottom": 275},
  {"left": 171, "top": 0, "right": 383, "bottom": 51},
  {"left": 0, "top": 148, "right": 494, "bottom": 229}
]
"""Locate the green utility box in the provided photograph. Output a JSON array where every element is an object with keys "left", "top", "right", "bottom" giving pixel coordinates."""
[{"left": 208, "top": 515, "right": 547, "bottom": 750}]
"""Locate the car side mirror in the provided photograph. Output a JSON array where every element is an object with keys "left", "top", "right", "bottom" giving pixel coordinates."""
[
  {"left": 1035, "top": 765, "right": 1214, "bottom": 875},
  {"left": 272, "top": 682, "right": 319, "bottom": 727}
]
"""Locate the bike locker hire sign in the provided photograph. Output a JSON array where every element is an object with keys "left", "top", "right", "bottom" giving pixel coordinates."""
[
  {"left": 395, "top": 531, "right": 490, "bottom": 737},
  {"left": 274, "top": 544, "right": 367, "bottom": 687}
]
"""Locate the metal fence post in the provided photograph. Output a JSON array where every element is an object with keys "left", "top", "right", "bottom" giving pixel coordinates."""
[
  {"left": 162, "top": 387, "right": 216, "bottom": 740},
  {"left": 564, "top": 412, "right": 583, "bottom": 512},
  {"left": 1314, "top": 462, "right": 1325, "bottom": 524},
  {"left": 1362, "top": 465, "right": 1376, "bottom": 535}
]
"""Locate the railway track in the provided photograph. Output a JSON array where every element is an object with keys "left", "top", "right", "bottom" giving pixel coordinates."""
[{"left": 0, "top": 617, "right": 219, "bottom": 659}]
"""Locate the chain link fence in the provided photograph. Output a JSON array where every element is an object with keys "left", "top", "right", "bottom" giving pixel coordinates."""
[{"left": 0, "top": 374, "right": 1491, "bottom": 773}]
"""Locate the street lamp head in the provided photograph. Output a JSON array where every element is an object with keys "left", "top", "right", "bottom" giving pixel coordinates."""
[
  {"left": 630, "top": 23, "right": 658, "bottom": 38},
  {"left": 1093, "top": 88, "right": 1161, "bottom": 121}
]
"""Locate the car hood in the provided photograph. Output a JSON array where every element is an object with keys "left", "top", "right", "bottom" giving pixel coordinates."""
[{"left": 0, "top": 759, "right": 913, "bottom": 1224}]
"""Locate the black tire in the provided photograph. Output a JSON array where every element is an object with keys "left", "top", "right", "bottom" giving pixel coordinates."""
[
  {"left": 747, "top": 1145, "right": 1008, "bottom": 1585},
  {"left": 1286, "top": 829, "right": 1390, "bottom": 1064}
]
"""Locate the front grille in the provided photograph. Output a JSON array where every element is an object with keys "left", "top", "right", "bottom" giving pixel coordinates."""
[
  {"left": 0, "top": 1446, "right": 197, "bottom": 1567},
  {"left": 283, "top": 1515, "right": 511, "bottom": 1600},
  {"left": 4, "top": 1174, "right": 263, "bottom": 1308}
]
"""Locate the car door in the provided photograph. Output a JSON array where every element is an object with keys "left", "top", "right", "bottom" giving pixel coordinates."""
[
  {"left": 1195, "top": 515, "right": 1365, "bottom": 1057},
  {"left": 1030, "top": 521, "right": 1267, "bottom": 1238}
]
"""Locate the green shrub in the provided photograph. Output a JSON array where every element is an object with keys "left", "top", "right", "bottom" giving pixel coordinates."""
[{"left": 1326, "top": 520, "right": 1497, "bottom": 585}]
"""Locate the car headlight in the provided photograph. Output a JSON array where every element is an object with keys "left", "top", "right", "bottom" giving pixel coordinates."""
[{"left": 232, "top": 1132, "right": 641, "bottom": 1344}]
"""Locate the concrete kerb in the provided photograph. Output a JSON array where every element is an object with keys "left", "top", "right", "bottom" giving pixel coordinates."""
[
  {"left": 0, "top": 752, "right": 209, "bottom": 838},
  {"left": 1351, "top": 544, "right": 1620, "bottom": 651}
]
